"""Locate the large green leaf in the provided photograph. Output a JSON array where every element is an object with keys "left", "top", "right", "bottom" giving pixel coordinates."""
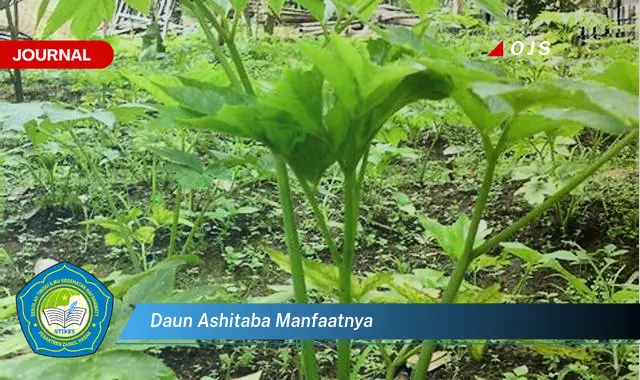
[
  {"left": 303, "top": 36, "right": 453, "bottom": 170},
  {"left": 471, "top": 81, "right": 635, "bottom": 137},
  {"left": 104, "top": 255, "right": 200, "bottom": 298},
  {"left": 124, "top": 267, "right": 176, "bottom": 305},
  {"left": 141, "top": 36, "right": 452, "bottom": 183},
  {"left": 0, "top": 351, "right": 175, "bottom": 380},
  {"left": 593, "top": 61, "right": 638, "bottom": 96},
  {"left": 86, "top": 350, "right": 176, "bottom": 379},
  {"left": 42, "top": 0, "right": 115, "bottom": 39}
]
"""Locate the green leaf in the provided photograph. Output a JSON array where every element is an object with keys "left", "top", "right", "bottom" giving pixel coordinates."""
[
  {"left": 267, "top": 248, "right": 340, "bottom": 295},
  {"left": 43, "top": 0, "right": 115, "bottom": 39},
  {"left": 593, "top": 61, "right": 638, "bottom": 95},
  {"left": 86, "top": 350, "right": 176, "bottom": 379},
  {"left": 267, "top": 249, "right": 389, "bottom": 300},
  {"left": 514, "top": 178, "right": 556, "bottom": 205},
  {"left": 0, "top": 351, "right": 175, "bottom": 380},
  {"left": 150, "top": 204, "right": 174, "bottom": 226},
  {"left": 467, "top": 343, "right": 487, "bottom": 361},
  {"left": 167, "top": 164, "right": 213, "bottom": 190},
  {"left": 524, "top": 344, "right": 592, "bottom": 361},
  {"left": 388, "top": 281, "right": 438, "bottom": 303},
  {"left": 104, "top": 231, "right": 128, "bottom": 246},
  {"left": 250, "top": 285, "right": 295, "bottom": 303},
  {"left": 36, "top": 0, "right": 52, "bottom": 31},
  {"left": 354, "top": 272, "right": 392, "bottom": 301},
  {"left": 406, "top": 0, "right": 438, "bottom": 16},
  {"left": 419, "top": 215, "right": 491, "bottom": 262},
  {"left": 611, "top": 289, "right": 639, "bottom": 303},
  {"left": 501, "top": 243, "right": 593, "bottom": 297},
  {"left": 262, "top": 69, "right": 325, "bottom": 138},
  {"left": 0, "top": 102, "right": 46, "bottom": 130},
  {"left": 0, "top": 333, "right": 29, "bottom": 357},
  {"left": 153, "top": 77, "right": 249, "bottom": 116},
  {"left": 230, "top": 0, "right": 249, "bottom": 11},
  {"left": 293, "top": 0, "right": 325, "bottom": 21},
  {"left": 457, "top": 283, "right": 503, "bottom": 304},
  {"left": 0, "top": 296, "right": 16, "bottom": 320},
  {"left": 471, "top": 81, "right": 635, "bottom": 136},
  {"left": 547, "top": 250, "right": 580, "bottom": 262},
  {"left": 150, "top": 147, "right": 204, "bottom": 173},
  {"left": 268, "top": 0, "right": 286, "bottom": 14},
  {"left": 124, "top": 268, "right": 175, "bottom": 305},
  {"left": 513, "top": 365, "right": 529, "bottom": 376},
  {"left": 177, "top": 36, "right": 452, "bottom": 184},
  {"left": 135, "top": 226, "right": 156, "bottom": 244},
  {"left": 104, "top": 255, "right": 200, "bottom": 298},
  {"left": 124, "top": 0, "right": 153, "bottom": 13},
  {"left": 557, "top": 80, "right": 638, "bottom": 125}
]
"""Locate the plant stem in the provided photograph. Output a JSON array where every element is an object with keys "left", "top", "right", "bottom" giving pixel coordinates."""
[
  {"left": 376, "top": 341, "right": 392, "bottom": 367},
  {"left": 226, "top": 38, "right": 254, "bottom": 96},
  {"left": 300, "top": 181, "right": 341, "bottom": 264},
  {"left": 412, "top": 147, "right": 501, "bottom": 380},
  {"left": 167, "top": 187, "right": 182, "bottom": 257},
  {"left": 410, "top": 129, "right": 637, "bottom": 379},
  {"left": 151, "top": 157, "right": 157, "bottom": 202},
  {"left": 338, "top": 169, "right": 360, "bottom": 380},
  {"left": 4, "top": 3, "right": 23, "bottom": 102},
  {"left": 356, "top": 145, "right": 370, "bottom": 204},
  {"left": 472, "top": 128, "right": 638, "bottom": 260},
  {"left": 188, "top": 0, "right": 242, "bottom": 91},
  {"left": 192, "top": 3, "right": 314, "bottom": 376},
  {"left": 275, "top": 159, "right": 319, "bottom": 380},
  {"left": 194, "top": 0, "right": 255, "bottom": 97}
]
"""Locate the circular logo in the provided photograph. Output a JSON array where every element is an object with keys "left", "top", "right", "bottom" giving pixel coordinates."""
[
  {"left": 16, "top": 262, "right": 113, "bottom": 358},
  {"left": 38, "top": 286, "right": 92, "bottom": 339}
]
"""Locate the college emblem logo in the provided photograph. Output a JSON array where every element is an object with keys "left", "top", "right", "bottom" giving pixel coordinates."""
[{"left": 16, "top": 262, "right": 113, "bottom": 357}]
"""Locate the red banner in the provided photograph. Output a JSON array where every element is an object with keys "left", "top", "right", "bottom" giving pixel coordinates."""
[{"left": 0, "top": 40, "right": 114, "bottom": 69}]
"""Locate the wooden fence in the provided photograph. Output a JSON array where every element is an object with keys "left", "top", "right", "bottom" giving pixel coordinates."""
[
  {"left": 581, "top": 4, "right": 637, "bottom": 40},
  {"left": 504, "top": 3, "right": 638, "bottom": 41}
]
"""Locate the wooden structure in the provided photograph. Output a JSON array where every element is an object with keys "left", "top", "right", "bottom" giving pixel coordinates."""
[{"left": 108, "top": 0, "right": 182, "bottom": 36}]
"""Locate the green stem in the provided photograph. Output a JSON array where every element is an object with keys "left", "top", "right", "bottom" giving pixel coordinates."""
[
  {"left": 167, "top": 187, "right": 182, "bottom": 257},
  {"left": 412, "top": 146, "right": 502, "bottom": 379},
  {"left": 300, "top": 181, "right": 341, "bottom": 264},
  {"left": 275, "top": 160, "right": 319, "bottom": 380},
  {"left": 181, "top": 193, "right": 214, "bottom": 256},
  {"left": 356, "top": 145, "right": 370, "bottom": 204},
  {"left": 338, "top": 169, "right": 359, "bottom": 380},
  {"left": 188, "top": 0, "right": 242, "bottom": 91},
  {"left": 376, "top": 342, "right": 392, "bottom": 367},
  {"left": 151, "top": 157, "right": 157, "bottom": 203},
  {"left": 386, "top": 344, "right": 421, "bottom": 380},
  {"left": 226, "top": 38, "right": 254, "bottom": 96},
  {"left": 472, "top": 128, "right": 638, "bottom": 260}
]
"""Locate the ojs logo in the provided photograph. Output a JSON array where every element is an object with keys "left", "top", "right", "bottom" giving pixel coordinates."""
[
  {"left": 16, "top": 262, "right": 113, "bottom": 357},
  {"left": 487, "top": 41, "right": 551, "bottom": 57}
]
